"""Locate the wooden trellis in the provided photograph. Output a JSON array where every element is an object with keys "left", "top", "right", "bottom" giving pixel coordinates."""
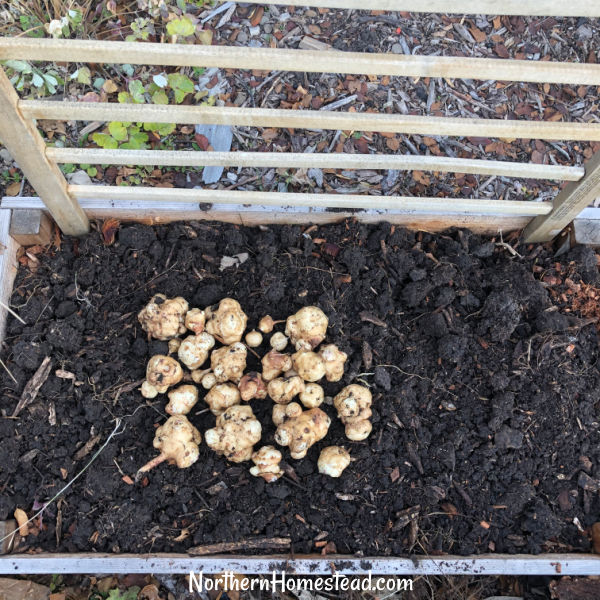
[{"left": 1, "top": 0, "right": 600, "bottom": 575}]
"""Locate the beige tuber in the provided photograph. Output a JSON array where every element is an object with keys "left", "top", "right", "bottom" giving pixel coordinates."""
[
  {"left": 200, "top": 372, "right": 217, "bottom": 390},
  {"left": 239, "top": 372, "right": 268, "bottom": 401},
  {"left": 249, "top": 446, "right": 284, "bottom": 482},
  {"left": 245, "top": 330, "right": 263, "bottom": 348},
  {"left": 165, "top": 384, "right": 198, "bottom": 415},
  {"left": 205, "top": 298, "right": 248, "bottom": 345},
  {"left": 178, "top": 332, "right": 215, "bottom": 370},
  {"left": 140, "top": 380, "right": 158, "bottom": 399},
  {"left": 272, "top": 402, "right": 302, "bottom": 426},
  {"left": 285, "top": 306, "right": 328, "bottom": 350},
  {"left": 292, "top": 350, "right": 326, "bottom": 382},
  {"left": 299, "top": 383, "right": 324, "bottom": 408},
  {"left": 168, "top": 338, "right": 181, "bottom": 355},
  {"left": 138, "top": 294, "right": 188, "bottom": 340},
  {"left": 211, "top": 342, "right": 247, "bottom": 383},
  {"left": 137, "top": 415, "right": 201, "bottom": 476},
  {"left": 274, "top": 407, "right": 331, "bottom": 459},
  {"left": 333, "top": 384, "right": 373, "bottom": 441},
  {"left": 318, "top": 344, "right": 348, "bottom": 382},
  {"left": 318, "top": 446, "right": 351, "bottom": 478},
  {"left": 144, "top": 355, "right": 183, "bottom": 395},
  {"left": 205, "top": 405, "right": 262, "bottom": 463},
  {"left": 204, "top": 383, "right": 241, "bottom": 416},
  {"left": 267, "top": 376, "right": 305, "bottom": 404},
  {"left": 258, "top": 315, "right": 275, "bottom": 334},
  {"left": 185, "top": 308, "right": 206, "bottom": 334},
  {"left": 270, "top": 332, "right": 288, "bottom": 351},
  {"left": 261, "top": 350, "right": 292, "bottom": 381}
]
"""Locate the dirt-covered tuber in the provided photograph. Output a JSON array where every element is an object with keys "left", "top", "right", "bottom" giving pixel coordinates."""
[
  {"left": 137, "top": 415, "right": 201, "bottom": 476},
  {"left": 272, "top": 401, "right": 303, "bottom": 426},
  {"left": 185, "top": 308, "right": 206, "bottom": 334},
  {"left": 239, "top": 372, "right": 267, "bottom": 401},
  {"left": 292, "top": 350, "right": 326, "bottom": 382},
  {"left": 204, "top": 383, "right": 241, "bottom": 416},
  {"left": 258, "top": 315, "right": 275, "bottom": 334},
  {"left": 318, "top": 446, "right": 351, "bottom": 478},
  {"left": 285, "top": 306, "right": 328, "bottom": 350},
  {"left": 165, "top": 384, "right": 198, "bottom": 415},
  {"left": 205, "top": 405, "right": 262, "bottom": 463},
  {"left": 200, "top": 372, "right": 217, "bottom": 390},
  {"left": 211, "top": 342, "right": 247, "bottom": 383},
  {"left": 168, "top": 338, "right": 181, "bottom": 354},
  {"left": 144, "top": 355, "right": 183, "bottom": 395},
  {"left": 205, "top": 298, "right": 248, "bottom": 344},
  {"left": 299, "top": 383, "right": 324, "bottom": 408},
  {"left": 333, "top": 384, "right": 373, "bottom": 441},
  {"left": 249, "top": 446, "right": 284, "bottom": 482},
  {"left": 261, "top": 350, "right": 292, "bottom": 381},
  {"left": 318, "top": 344, "right": 348, "bottom": 382},
  {"left": 245, "top": 330, "right": 263, "bottom": 348},
  {"left": 267, "top": 376, "right": 305, "bottom": 404},
  {"left": 138, "top": 294, "right": 188, "bottom": 340},
  {"left": 274, "top": 407, "right": 330, "bottom": 459},
  {"left": 178, "top": 332, "right": 215, "bottom": 370},
  {"left": 270, "top": 332, "right": 288, "bottom": 351}
]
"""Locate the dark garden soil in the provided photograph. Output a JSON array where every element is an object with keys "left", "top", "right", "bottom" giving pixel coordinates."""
[{"left": 1, "top": 219, "right": 600, "bottom": 557}]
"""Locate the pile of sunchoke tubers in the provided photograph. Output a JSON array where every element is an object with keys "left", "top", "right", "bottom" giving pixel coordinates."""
[{"left": 136, "top": 295, "right": 373, "bottom": 482}]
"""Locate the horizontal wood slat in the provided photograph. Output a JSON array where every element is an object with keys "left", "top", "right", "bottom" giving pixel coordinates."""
[
  {"left": 46, "top": 148, "right": 585, "bottom": 181},
  {"left": 213, "top": 0, "right": 600, "bottom": 17},
  {"left": 21, "top": 101, "right": 600, "bottom": 142},
  {"left": 1, "top": 38, "right": 600, "bottom": 85},
  {"left": 65, "top": 184, "right": 552, "bottom": 216}
]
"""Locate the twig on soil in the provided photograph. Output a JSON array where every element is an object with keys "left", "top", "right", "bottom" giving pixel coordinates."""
[
  {"left": 0, "top": 299, "right": 26, "bottom": 325},
  {"left": 0, "top": 418, "right": 123, "bottom": 548},
  {"left": 188, "top": 536, "right": 291, "bottom": 556},
  {"left": 0, "top": 358, "right": 17, "bottom": 385},
  {"left": 11, "top": 356, "right": 52, "bottom": 417}
]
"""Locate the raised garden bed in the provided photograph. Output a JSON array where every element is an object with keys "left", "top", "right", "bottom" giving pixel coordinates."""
[{"left": 1, "top": 218, "right": 600, "bottom": 562}]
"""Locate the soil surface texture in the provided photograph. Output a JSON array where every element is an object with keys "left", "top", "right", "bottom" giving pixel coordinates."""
[{"left": 1, "top": 220, "right": 600, "bottom": 557}]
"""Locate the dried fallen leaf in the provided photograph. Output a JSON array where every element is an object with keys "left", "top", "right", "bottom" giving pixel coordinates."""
[
  {"left": 6, "top": 181, "right": 21, "bottom": 196},
  {"left": 14, "top": 508, "right": 29, "bottom": 537},
  {"left": 122, "top": 475, "right": 134, "bottom": 485},
  {"left": 101, "top": 218, "right": 120, "bottom": 246}
]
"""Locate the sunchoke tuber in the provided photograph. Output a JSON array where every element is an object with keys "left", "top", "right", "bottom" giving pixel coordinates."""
[
  {"left": 205, "top": 298, "right": 248, "bottom": 344},
  {"left": 166, "top": 384, "right": 198, "bottom": 415},
  {"left": 261, "top": 350, "right": 292, "bottom": 381},
  {"left": 249, "top": 446, "right": 284, "bottom": 482},
  {"left": 333, "top": 384, "right": 373, "bottom": 441},
  {"left": 299, "top": 383, "right": 324, "bottom": 408},
  {"left": 211, "top": 342, "right": 247, "bottom": 383},
  {"left": 138, "top": 294, "right": 188, "bottom": 340},
  {"left": 137, "top": 415, "right": 201, "bottom": 476},
  {"left": 272, "top": 401, "right": 302, "bottom": 426},
  {"left": 274, "top": 407, "right": 330, "bottom": 459},
  {"left": 239, "top": 372, "right": 268, "bottom": 401},
  {"left": 318, "top": 344, "right": 347, "bottom": 382},
  {"left": 270, "top": 332, "right": 288, "bottom": 351},
  {"left": 204, "top": 383, "right": 241, "bottom": 416},
  {"left": 267, "top": 376, "right": 305, "bottom": 404},
  {"left": 245, "top": 330, "right": 263, "bottom": 347},
  {"left": 292, "top": 350, "right": 326, "bottom": 382},
  {"left": 144, "top": 355, "right": 183, "bottom": 395},
  {"left": 178, "top": 332, "right": 215, "bottom": 370},
  {"left": 318, "top": 446, "right": 351, "bottom": 478},
  {"left": 205, "top": 405, "right": 262, "bottom": 463},
  {"left": 285, "top": 306, "right": 328, "bottom": 350}
]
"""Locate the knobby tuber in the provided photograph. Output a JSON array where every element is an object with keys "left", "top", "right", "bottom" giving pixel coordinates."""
[
  {"left": 205, "top": 405, "right": 262, "bottom": 462},
  {"left": 258, "top": 315, "right": 275, "bottom": 333},
  {"left": 299, "top": 383, "right": 324, "bottom": 408},
  {"left": 138, "top": 294, "right": 188, "bottom": 340},
  {"left": 249, "top": 446, "right": 284, "bottom": 482},
  {"left": 185, "top": 308, "right": 205, "bottom": 334},
  {"left": 292, "top": 350, "right": 326, "bottom": 382},
  {"left": 318, "top": 344, "right": 348, "bottom": 382},
  {"left": 285, "top": 306, "right": 328, "bottom": 350},
  {"left": 270, "top": 332, "right": 288, "bottom": 351},
  {"left": 204, "top": 383, "right": 241, "bottom": 416},
  {"left": 178, "top": 332, "right": 215, "bottom": 370},
  {"left": 239, "top": 372, "right": 267, "bottom": 401},
  {"left": 245, "top": 330, "right": 263, "bottom": 348},
  {"left": 274, "top": 407, "right": 330, "bottom": 459},
  {"left": 144, "top": 355, "right": 183, "bottom": 395},
  {"left": 211, "top": 342, "right": 247, "bottom": 383},
  {"left": 261, "top": 350, "right": 292, "bottom": 381},
  {"left": 138, "top": 415, "right": 201, "bottom": 476},
  {"left": 168, "top": 338, "right": 181, "bottom": 354},
  {"left": 333, "top": 384, "right": 373, "bottom": 441},
  {"left": 267, "top": 376, "right": 305, "bottom": 404},
  {"left": 205, "top": 298, "right": 248, "bottom": 344},
  {"left": 272, "top": 402, "right": 302, "bottom": 426},
  {"left": 200, "top": 372, "right": 217, "bottom": 390},
  {"left": 166, "top": 384, "right": 198, "bottom": 415},
  {"left": 318, "top": 446, "right": 351, "bottom": 478}
]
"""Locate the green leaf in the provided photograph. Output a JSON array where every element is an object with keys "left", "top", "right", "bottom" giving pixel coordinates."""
[
  {"left": 108, "top": 122, "right": 128, "bottom": 142},
  {"left": 167, "top": 73, "right": 194, "bottom": 93},
  {"left": 76, "top": 66, "right": 91, "bottom": 85},
  {"left": 128, "top": 80, "right": 146, "bottom": 103},
  {"left": 92, "top": 133, "right": 118, "bottom": 150},
  {"left": 143, "top": 122, "right": 175, "bottom": 136},
  {"left": 86, "top": 166, "right": 98, "bottom": 177},
  {"left": 118, "top": 91, "right": 133, "bottom": 104},
  {"left": 122, "top": 131, "right": 149, "bottom": 150},
  {"left": 166, "top": 16, "right": 196, "bottom": 37},
  {"left": 32, "top": 72, "right": 44, "bottom": 87},
  {"left": 151, "top": 90, "right": 169, "bottom": 105},
  {"left": 2, "top": 60, "right": 32, "bottom": 73},
  {"left": 93, "top": 77, "right": 105, "bottom": 89}
]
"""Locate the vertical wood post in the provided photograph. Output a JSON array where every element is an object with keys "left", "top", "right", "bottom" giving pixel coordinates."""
[
  {"left": 524, "top": 151, "right": 600, "bottom": 242},
  {"left": 0, "top": 66, "right": 89, "bottom": 235}
]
